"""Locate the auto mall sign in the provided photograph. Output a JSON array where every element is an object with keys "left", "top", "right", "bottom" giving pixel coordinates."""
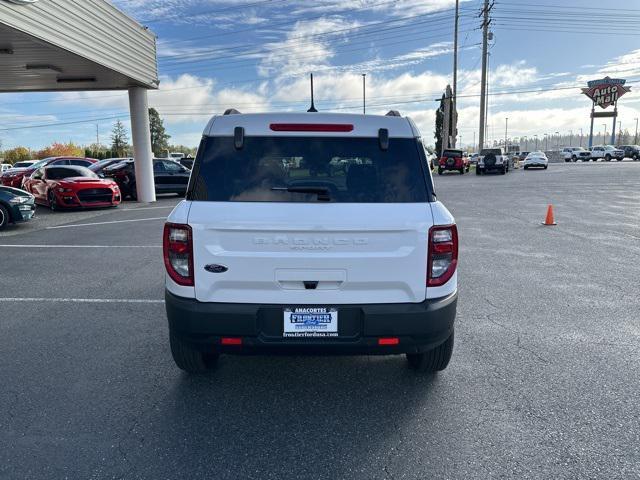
[{"left": 582, "top": 76, "right": 631, "bottom": 109}]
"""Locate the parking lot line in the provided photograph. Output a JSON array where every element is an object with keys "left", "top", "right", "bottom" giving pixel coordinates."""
[
  {"left": 0, "top": 245, "right": 160, "bottom": 248},
  {"left": 46, "top": 217, "right": 167, "bottom": 229},
  {"left": 0, "top": 297, "right": 164, "bottom": 304},
  {"left": 119, "top": 206, "right": 177, "bottom": 211}
]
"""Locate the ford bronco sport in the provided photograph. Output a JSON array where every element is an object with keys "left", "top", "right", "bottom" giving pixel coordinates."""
[{"left": 164, "top": 111, "right": 458, "bottom": 374}]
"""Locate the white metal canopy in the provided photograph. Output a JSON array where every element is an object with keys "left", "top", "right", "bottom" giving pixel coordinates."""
[{"left": 0, "top": 0, "right": 158, "bottom": 92}]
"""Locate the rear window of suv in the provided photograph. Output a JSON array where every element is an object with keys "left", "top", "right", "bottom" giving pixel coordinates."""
[
  {"left": 480, "top": 149, "right": 502, "bottom": 156},
  {"left": 188, "top": 136, "right": 430, "bottom": 203},
  {"left": 442, "top": 150, "right": 463, "bottom": 158}
]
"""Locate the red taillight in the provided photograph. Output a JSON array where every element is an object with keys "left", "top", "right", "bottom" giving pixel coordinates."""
[
  {"left": 221, "top": 337, "right": 242, "bottom": 346},
  {"left": 378, "top": 337, "right": 400, "bottom": 346},
  {"left": 269, "top": 123, "right": 354, "bottom": 132},
  {"left": 427, "top": 225, "right": 458, "bottom": 287},
  {"left": 163, "top": 223, "right": 194, "bottom": 286}
]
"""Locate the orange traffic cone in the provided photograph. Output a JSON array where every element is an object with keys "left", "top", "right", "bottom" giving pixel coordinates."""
[{"left": 542, "top": 204, "right": 556, "bottom": 226}]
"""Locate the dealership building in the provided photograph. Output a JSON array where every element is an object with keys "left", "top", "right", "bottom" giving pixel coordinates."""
[{"left": 0, "top": 0, "right": 159, "bottom": 202}]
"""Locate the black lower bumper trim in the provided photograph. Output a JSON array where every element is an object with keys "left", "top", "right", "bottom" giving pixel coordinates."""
[{"left": 166, "top": 291, "right": 457, "bottom": 355}]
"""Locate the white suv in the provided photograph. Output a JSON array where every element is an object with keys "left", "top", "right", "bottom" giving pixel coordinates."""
[{"left": 164, "top": 111, "right": 458, "bottom": 374}]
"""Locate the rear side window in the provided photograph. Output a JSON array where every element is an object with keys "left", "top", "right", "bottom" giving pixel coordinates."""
[{"left": 189, "top": 136, "right": 430, "bottom": 203}]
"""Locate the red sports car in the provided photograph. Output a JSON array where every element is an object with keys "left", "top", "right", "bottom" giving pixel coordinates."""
[
  {"left": 23, "top": 165, "right": 121, "bottom": 210},
  {"left": 0, "top": 156, "right": 97, "bottom": 189}
]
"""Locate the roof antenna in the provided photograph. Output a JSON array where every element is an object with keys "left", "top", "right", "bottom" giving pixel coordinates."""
[{"left": 307, "top": 73, "right": 318, "bottom": 112}]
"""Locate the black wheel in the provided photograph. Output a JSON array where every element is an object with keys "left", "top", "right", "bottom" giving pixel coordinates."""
[
  {"left": 501, "top": 166, "right": 506, "bottom": 175},
  {"left": 0, "top": 204, "right": 9, "bottom": 230},
  {"left": 437, "top": 167, "right": 443, "bottom": 175},
  {"left": 544, "top": 165, "right": 548, "bottom": 169},
  {"left": 459, "top": 168, "right": 464, "bottom": 175},
  {"left": 48, "top": 190, "right": 58, "bottom": 211},
  {"left": 564, "top": 159, "right": 570, "bottom": 163},
  {"left": 524, "top": 166, "right": 529, "bottom": 170},
  {"left": 605, "top": 154, "right": 611, "bottom": 162},
  {"left": 407, "top": 331, "right": 454, "bottom": 373},
  {"left": 572, "top": 155, "right": 577, "bottom": 161},
  {"left": 170, "top": 332, "right": 219, "bottom": 373},
  {"left": 634, "top": 154, "right": 639, "bottom": 161},
  {"left": 129, "top": 184, "right": 138, "bottom": 201},
  {"left": 476, "top": 167, "right": 481, "bottom": 175}
]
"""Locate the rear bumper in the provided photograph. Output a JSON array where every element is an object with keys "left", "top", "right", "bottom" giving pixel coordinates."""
[{"left": 166, "top": 290, "right": 457, "bottom": 355}]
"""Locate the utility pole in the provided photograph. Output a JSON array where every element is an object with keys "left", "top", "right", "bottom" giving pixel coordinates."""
[
  {"left": 478, "top": 0, "right": 490, "bottom": 151},
  {"left": 452, "top": 0, "right": 459, "bottom": 147},
  {"left": 362, "top": 74, "right": 366, "bottom": 115}
]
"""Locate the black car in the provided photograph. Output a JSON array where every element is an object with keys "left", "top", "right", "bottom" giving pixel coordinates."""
[
  {"left": 89, "top": 158, "right": 132, "bottom": 176},
  {"left": 102, "top": 158, "right": 191, "bottom": 200},
  {"left": 0, "top": 186, "right": 36, "bottom": 230},
  {"left": 620, "top": 145, "right": 640, "bottom": 160}
]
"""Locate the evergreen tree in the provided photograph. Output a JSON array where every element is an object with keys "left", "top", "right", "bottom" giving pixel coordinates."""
[
  {"left": 111, "top": 120, "right": 129, "bottom": 157},
  {"left": 149, "top": 108, "right": 170, "bottom": 156}
]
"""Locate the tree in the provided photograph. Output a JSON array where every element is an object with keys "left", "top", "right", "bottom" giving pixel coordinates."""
[
  {"left": 36, "top": 142, "right": 83, "bottom": 159},
  {"left": 4, "top": 146, "right": 32, "bottom": 164},
  {"left": 149, "top": 108, "right": 170, "bottom": 156},
  {"left": 111, "top": 120, "right": 129, "bottom": 157},
  {"left": 435, "top": 94, "right": 445, "bottom": 157}
]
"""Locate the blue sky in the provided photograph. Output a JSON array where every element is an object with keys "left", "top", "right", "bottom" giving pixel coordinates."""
[{"left": 1, "top": 0, "right": 639, "bottom": 151}]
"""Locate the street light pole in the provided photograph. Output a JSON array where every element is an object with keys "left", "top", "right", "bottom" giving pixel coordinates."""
[
  {"left": 602, "top": 124, "right": 607, "bottom": 144},
  {"left": 505, "top": 117, "right": 508, "bottom": 150},
  {"left": 579, "top": 128, "right": 583, "bottom": 147},
  {"left": 555, "top": 131, "right": 559, "bottom": 150}
]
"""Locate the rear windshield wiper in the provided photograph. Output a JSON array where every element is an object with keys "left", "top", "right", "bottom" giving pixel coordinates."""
[{"left": 271, "top": 186, "right": 331, "bottom": 201}]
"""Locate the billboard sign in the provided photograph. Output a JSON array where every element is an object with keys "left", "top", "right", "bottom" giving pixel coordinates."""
[{"left": 582, "top": 77, "right": 630, "bottom": 109}]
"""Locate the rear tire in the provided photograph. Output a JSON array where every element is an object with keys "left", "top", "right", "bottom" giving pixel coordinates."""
[
  {"left": 524, "top": 166, "right": 528, "bottom": 170},
  {"left": 437, "top": 167, "right": 443, "bottom": 175},
  {"left": 476, "top": 167, "right": 481, "bottom": 175},
  {"left": 501, "top": 166, "right": 506, "bottom": 175},
  {"left": 170, "top": 332, "right": 219, "bottom": 373},
  {"left": 544, "top": 165, "right": 548, "bottom": 169},
  {"left": 459, "top": 167, "right": 464, "bottom": 175},
  {"left": 407, "top": 331, "right": 454, "bottom": 373},
  {"left": 605, "top": 154, "right": 611, "bottom": 162},
  {"left": 0, "top": 204, "right": 9, "bottom": 230}
]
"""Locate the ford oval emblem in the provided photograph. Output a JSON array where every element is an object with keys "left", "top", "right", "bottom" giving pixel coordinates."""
[{"left": 205, "top": 264, "right": 228, "bottom": 274}]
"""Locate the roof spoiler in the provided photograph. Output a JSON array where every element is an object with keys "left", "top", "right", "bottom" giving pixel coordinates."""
[
  {"left": 385, "top": 110, "right": 401, "bottom": 117},
  {"left": 223, "top": 109, "right": 241, "bottom": 115}
]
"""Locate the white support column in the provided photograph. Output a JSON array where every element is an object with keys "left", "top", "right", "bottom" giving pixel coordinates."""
[{"left": 128, "top": 86, "right": 155, "bottom": 203}]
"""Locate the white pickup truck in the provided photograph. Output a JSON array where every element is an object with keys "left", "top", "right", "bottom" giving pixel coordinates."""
[
  {"left": 589, "top": 145, "right": 624, "bottom": 162},
  {"left": 562, "top": 147, "right": 591, "bottom": 162}
]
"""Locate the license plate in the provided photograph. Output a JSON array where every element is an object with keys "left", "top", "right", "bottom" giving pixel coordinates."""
[{"left": 283, "top": 308, "right": 338, "bottom": 338}]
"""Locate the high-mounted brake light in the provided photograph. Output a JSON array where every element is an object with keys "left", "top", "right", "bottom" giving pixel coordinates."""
[
  {"left": 427, "top": 225, "right": 458, "bottom": 287},
  {"left": 269, "top": 123, "right": 354, "bottom": 132},
  {"left": 163, "top": 223, "right": 194, "bottom": 286}
]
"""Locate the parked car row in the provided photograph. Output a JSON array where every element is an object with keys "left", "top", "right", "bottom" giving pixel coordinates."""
[
  {"left": 0, "top": 156, "right": 191, "bottom": 230},
  {"left": 562, "top": 145, "right": 638, "bottom": 162}
]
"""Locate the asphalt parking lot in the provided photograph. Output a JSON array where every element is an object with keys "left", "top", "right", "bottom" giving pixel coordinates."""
[{"left": 1, "top": 162, "right": 639, "bottom": 479}]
